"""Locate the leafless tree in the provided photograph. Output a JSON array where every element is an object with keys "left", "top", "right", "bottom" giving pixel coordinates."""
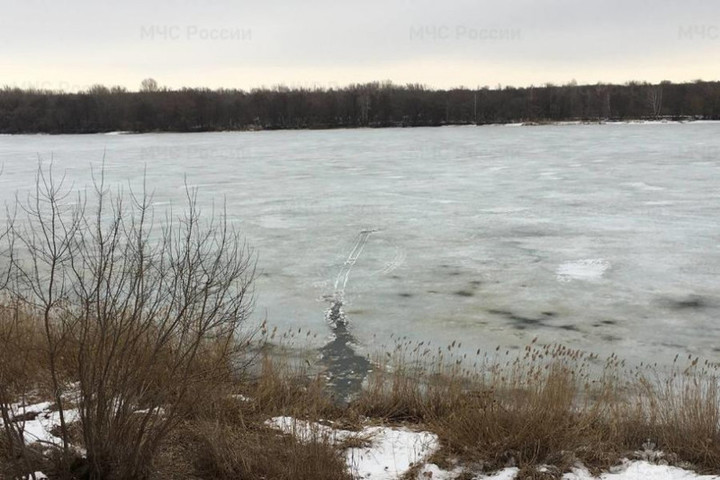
[
  {"left": 139, "top": 78, "right": 159, "bottom": 93},
  {"left": 647, "top": 85, "right": 663, "bottom": 118}
]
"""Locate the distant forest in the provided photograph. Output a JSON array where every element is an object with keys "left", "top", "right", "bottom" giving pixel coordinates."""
[{"left": 1, "top": 80, "right": 720, "bottom": 134}]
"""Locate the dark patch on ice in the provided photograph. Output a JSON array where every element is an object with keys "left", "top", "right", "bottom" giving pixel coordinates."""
[
  {"left": 509, "top": 314, "right": 541, "bottom": 325},
  {"left": 321, "top": 298, "right": 371, "bottom": 403},
  {"left": 667, "top": 295, "right": 708, "bottom": 310},
  {"left": 592, "top": 320, "right": 617, "bottom": 328},
  {"left": 390, "top": 274, "right": 401, "bottom": 280},
  {"left": 489, "top": 308, "right": 584, "bottom": 332},
  {"left": 601, "top": 334, "right": 621, "bottom": 342},
  {"left": 487, "top": 308, "right": 548, "bottom": 329},
  {"left": 713, "top": 347, "right": 720, "bottom": 353},
  {"left": 319, "top": 230, "right": 375, "bottom": 402},
  {"left": 448, "top": 271, "right": 462, "bottom": 276},
  {"left": 320, "top": 323, "right": 371, "bottom": 404},
  {"left": 489, "top": 309, "right": 541, "bottom": 323},
  {"left": 327, "top": 300, "right": 344, "bottom": 325},
  {"left": 427, "top": 289, "right": 440, "bottom": 294},
  {"left": 557, "top": 324, "right": 580, "bottom": 332},
  {"left": 487, "top": 308, "right": 513, "bottom": 316},
  {"left": 454, "top": 289, "right": 475, "bottom": 297},
  {"left": 398, "top": 292, "right": 414, "bottom": 298},
  {"left": 469, "top": 280, "right": 483, "bottom": 287}
]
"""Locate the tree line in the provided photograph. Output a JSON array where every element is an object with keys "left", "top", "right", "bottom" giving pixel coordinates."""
[{"left": 1, "top": 80, "right": 719, "bottom": 134}]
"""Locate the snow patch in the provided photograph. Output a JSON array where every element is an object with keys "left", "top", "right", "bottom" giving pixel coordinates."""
[
  {"left": 557, "top": 259, "right": 610, "bottom": 282},
  {"left": 266, "top": 416, "right": 342, "bottom": 443},
  {"left": 0, "top": 401, "right": 79, "bottom": 446},
  {"left": 563, "top": 460, "right": 720, "bottom": 479},
  {"left": 347, "top": 426, "right": 438, "bottom": 479},
  {"left": 418, "top": 463, "right": 719, "bottom": 480},
  {"left": 266, "top": 416, "right": 439, "bottom": 479}
]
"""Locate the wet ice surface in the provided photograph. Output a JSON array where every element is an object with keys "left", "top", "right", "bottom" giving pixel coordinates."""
[{"left": 0, "top": 124, "right": 719, "bottom": 365}]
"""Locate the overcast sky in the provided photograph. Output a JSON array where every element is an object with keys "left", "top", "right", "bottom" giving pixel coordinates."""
[{"left": 2, "top": 0, "right": 718, "bottom": 91}]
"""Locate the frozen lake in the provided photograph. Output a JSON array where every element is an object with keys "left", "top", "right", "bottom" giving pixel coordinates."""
[{"left": 1, "top": 124, "right": 719, "bottom": 365}]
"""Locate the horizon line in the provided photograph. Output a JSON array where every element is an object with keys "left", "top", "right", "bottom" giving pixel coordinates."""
[{"left": 3, "top": 77, "right": 719, "bottom": 95}]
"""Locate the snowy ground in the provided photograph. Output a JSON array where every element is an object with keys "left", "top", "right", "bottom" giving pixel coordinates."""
[
  {"left": 267, "top": 416, "right": 720, "bottom": 480},
  {"left": 0, "top": 401, "right": 79, "bottom": 447},
  {"left": 267, "top": 416, "right": 439, "bottom": 479},
  {"left": 3, "top": 403, "right": 719, "bottom": 479},
  {"left": 417, "top": 464, "right": 720, "bottom": 480}
]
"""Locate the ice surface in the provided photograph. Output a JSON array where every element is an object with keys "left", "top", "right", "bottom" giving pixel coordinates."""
[{"left": 1, "top": 124, "right": 719, "bottom": 365}]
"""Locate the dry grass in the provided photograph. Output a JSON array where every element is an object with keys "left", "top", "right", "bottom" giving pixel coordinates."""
[
  {"left": 0, "top": 309, "right": 354, "bottom": 480},
  {"left": 0, "top": 302, "right": 59, "bottom": 478},
  {"left": 630, "top": 358, "right": 720, "bottom": 473},
  {"left": 0, "top": 302, "right": 59, "bottom": 399},
  {"left": 353, "top": 339, "right": 720, "bottom": 477},
  {"left": 186, "top": 421, "right": 352, "bottom": 480},
  {"left": 245, "top": 354, "right": 340, "bottom": 419},
  {"left": 150, "top": 350, "right": 356, "bottom": 480},
  {"left": 3, "top": 310, "right": 720, "bottom": 479}
]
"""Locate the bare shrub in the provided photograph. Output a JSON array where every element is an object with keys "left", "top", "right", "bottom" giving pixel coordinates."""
[{"left": 1, "top": 164, "right": 255, "bottom": 479}]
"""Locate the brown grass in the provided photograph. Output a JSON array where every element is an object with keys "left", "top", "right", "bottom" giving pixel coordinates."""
[
  {"left": 3, "top": 310, "right": 720, "bottom": 479},
  {"left": 245, "top": 354, "right": 340, "bottom": 419},
  {"left": 187, "top": 421, "right": 352, "bottom": 480},
  {"left": 0, "top": 302, "right": 58, "bottom": 478},
  {"left": 353, "top": 339, "right": 720, "bottom": 477},
  {"left": 150, "top": 350, "right": 357, "bottom": 480},
  {"left": 0, "top": 302, "right": 57, "bottom": 399}
]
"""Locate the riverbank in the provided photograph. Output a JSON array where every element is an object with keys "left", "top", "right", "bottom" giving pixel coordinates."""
[
  {"left": 3, "top": 117, "right": 719, "bottom": 136},
  {"left": 3, "top": 325, "right": 720, "bottom": 479}
]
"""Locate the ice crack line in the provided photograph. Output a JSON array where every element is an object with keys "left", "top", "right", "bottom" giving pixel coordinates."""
[
  {"left": 327, "top": 229, "right": 377, "bottom": 326},
  {"left": 333, "top": 229, "right": 376, "bottom": 297}
]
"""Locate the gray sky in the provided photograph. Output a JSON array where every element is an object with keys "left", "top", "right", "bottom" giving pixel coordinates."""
[{"left": 2, "top": 0, "right": 718, "bottom": 91}]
